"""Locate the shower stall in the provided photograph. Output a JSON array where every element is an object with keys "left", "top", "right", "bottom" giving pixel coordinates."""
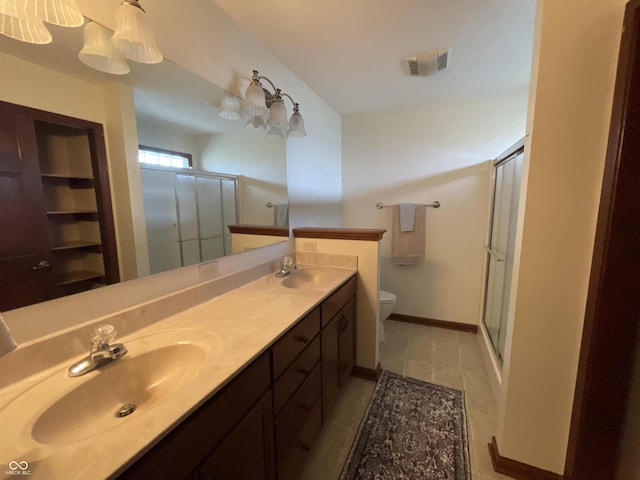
[{"left": 482, "top": 140, "right": 524, "bottom": 365}]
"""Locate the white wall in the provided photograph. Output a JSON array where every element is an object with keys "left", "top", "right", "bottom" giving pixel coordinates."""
[
  {"left": 342, "top": 89, "right": 528, "bottom": 325},
  {"left": 497, "top": 0, "right": 627, "bottom": 473},
  {"left": 199, "top": 130, "right": 287, "bottom": 225},
  {"left": 137, "top": 117, "right": 203, "bottom": 169}
]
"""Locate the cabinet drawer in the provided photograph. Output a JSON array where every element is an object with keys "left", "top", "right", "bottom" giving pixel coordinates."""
[
  {"left": 274, "top": 362, "right": 322, "bottom": 460},
  {"left": 321, "top": 275, "right": 356, "bottom": 328},
  {"left": 273, "top": 335, "right": 321, "bottom": 415},
  {"left": 277, "top": 399, "right": 322, "bottom": 480},
  {"left": 272, "top": 307, "right": 320, "bottom": 378}
]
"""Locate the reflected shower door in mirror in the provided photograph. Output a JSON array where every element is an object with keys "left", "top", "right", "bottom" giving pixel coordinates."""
[
  {"left": 0, "top": 18, "right": 288, "bottom": 309},
  {"left": 141, "top": 168, "right": 238, "bottom": 274}
]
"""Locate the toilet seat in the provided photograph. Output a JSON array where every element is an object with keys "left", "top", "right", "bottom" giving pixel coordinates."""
[{"left": 380, "top": 290, "right": 396, "bottom": 304}]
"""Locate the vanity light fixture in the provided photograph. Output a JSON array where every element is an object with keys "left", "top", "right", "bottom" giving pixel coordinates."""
[
  {"left": 111, "top": 0, "right": 162, "bottom": 64},
  {"left": 24, "top": 0, "right": 83, "bottom": 28},
  {"left": 0, "top": 0, "right": 52, "bottom": 44},
  {"left": 79, "top": 21, "right": 130, "bottom": 75},
  {"left": 218, "top": 70, "right": 307, "bottom": 138},
  {"left": 217, "top": 91, "right": 242, "bottom": 121}
]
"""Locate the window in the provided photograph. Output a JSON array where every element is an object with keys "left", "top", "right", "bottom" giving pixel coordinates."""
[{"left": 138, "top": 145, "right": 192, "bottom": 169}]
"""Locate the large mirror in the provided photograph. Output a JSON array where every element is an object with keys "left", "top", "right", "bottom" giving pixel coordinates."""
[{"left": 0, "top": 19, "right": 288, "bottom": 310}]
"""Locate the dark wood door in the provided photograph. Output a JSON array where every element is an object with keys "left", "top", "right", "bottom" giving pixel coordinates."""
[
  {"left": 0, "top": 108, "right": 54, "bottom": 310},
  {"left": 198, "top": 391, "right": 276, "bottom": 480},
  {"left": 338, "top": 298, "right": 356, "bottom": 386},
  {"left": 565, "top": 1, "right": 640, "bottom": 478},
  {"left": 322, "top": 314, "right": 340, "bottom": 419}
]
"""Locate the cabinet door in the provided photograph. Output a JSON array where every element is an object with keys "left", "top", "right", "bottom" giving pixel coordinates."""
[
  {"left": 198, "top": 391, "right": 276, "bottom": 480},
  {"left": 0, "top": 109, "right": 54, "bottom": 310},
  {"left": 322, "top": 314, "right": 340, "bottom": 419},
  {"left": 338, "top": 298, "right": 356, "bottom": 386}
]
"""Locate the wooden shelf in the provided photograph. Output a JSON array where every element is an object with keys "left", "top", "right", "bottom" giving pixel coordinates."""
[
  {"left": 41, "top": 173, "right": 94, "bottom": 180},
  {"left": 51, "top": 241, "right": 102, "bottom": 251},
  {"left": 46, "top": 210, "right": 98, "bottom": 215},
  {"left": 56, "top": 270, "right": 104, "bottom": 286}
]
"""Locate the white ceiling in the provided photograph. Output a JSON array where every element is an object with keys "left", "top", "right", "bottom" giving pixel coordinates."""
[{"left": 214, "top": 0, "right": 537, "bottom": 115}]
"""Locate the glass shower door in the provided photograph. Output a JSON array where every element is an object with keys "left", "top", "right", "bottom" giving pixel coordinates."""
[{"left": 483, "top": 149, "right": 523, "bottom": 365}]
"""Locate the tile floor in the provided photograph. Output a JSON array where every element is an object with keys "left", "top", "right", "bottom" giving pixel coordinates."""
[{"left": 300, "top": 320, "right": 512, "bottom": 480}]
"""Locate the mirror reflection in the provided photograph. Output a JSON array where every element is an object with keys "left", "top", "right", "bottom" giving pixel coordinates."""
[{"left": 0, "top": 19, "right": 288, "bottom": 310}]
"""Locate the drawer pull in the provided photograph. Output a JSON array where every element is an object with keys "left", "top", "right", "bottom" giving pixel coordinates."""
[
  {"left": 298, "top": 402, "right": 311, "bottom": 411},
  {"left": 297, "top": 367, "right": 310, "bottom": 376},
  {"left": 296, "top": 441, "right": 311, "bottom": 452},
  {"left": 294, "top": 334, "right": 309, "bottom": 344}
]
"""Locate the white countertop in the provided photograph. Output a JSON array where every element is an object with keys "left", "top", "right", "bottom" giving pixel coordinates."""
[{"left": 0, "top": 265, "right": 356, "bottom": 480}]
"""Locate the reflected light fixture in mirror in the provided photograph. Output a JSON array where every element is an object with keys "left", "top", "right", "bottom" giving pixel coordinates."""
[
  {"left": 0, "top": 0, "right": 52, "bottom": 44},
  {"left": 218, "top": 69, "right": 307, "bottom": 138},
  {"left": 24, "top": 0, "right": 83, "bottom": 27},
  {"left": 111, "top": 0, "right": 162, "bottom": 64},
  {"left": 78, "top": 21, "right": 130, "bottom": 75},
  {"left": 217, "top": 91, "right": 242, "bottom": 120}
]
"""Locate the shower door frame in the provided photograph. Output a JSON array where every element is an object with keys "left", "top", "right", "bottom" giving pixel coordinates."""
[{"left": 481, "top": 139, "right": 524, "bottom": 366}]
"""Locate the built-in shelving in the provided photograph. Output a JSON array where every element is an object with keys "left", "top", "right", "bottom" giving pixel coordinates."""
[
  {"left": 0, "top": 100, "right": 119, "bottom": 310},
  {"left": 51, "top": 241, "right": 102, "bottom": 251},
  {"left": 56, "top": 270, "right": 104, "bottom": 286},
  {"left": 34, "top": 118, "right": 118, "bottom": 298}
]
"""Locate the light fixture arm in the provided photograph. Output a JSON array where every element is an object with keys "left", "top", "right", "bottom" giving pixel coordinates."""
[
  {"left": 252, "top": 70, "right": 300, "bottom": 108},
  {"left": 122, "top": 0, "right": 146, "bottom": 13}
]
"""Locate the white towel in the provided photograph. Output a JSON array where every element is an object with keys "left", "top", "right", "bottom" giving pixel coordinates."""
[
  {"left": 391, "top": 204, "right": 426, "bottom": 266},
  {"left": 0, "top": 313, "right": 17, "bottom": 357},
  {"left": 273, "top": 203, "right": 289, "bottom": 227},
  {"left": 399, "top": 203, "right": 416, "bottom": 232}
]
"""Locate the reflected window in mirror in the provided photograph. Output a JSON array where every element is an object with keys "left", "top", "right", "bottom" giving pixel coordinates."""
[{"left": 139, "top": 145, "right": 192, "bottom": 169}]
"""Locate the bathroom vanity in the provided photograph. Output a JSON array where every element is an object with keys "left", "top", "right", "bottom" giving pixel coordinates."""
[
  {"left": 0, "top": 263, "right": 359, "bottom": 480},
  {"left": 118, "top": 275, "right": 357, "bottom": 480}
]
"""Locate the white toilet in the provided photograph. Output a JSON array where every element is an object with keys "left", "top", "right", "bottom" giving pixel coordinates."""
[{"left": 379, "top": 290, "right": 397, "bottom": 342}]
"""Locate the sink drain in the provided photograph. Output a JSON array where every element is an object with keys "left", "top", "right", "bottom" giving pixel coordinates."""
[{"left": 116, "top": 403, "right": 137, "bottom": 418}]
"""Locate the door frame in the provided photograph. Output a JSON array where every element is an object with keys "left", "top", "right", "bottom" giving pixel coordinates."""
[{"left": 565, "top": 0, "right": 640, "bottom": 477}]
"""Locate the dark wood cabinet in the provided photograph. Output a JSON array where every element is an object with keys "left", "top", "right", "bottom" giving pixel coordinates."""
[
  {"left": 0, "top": 101, "right": 119, "bottom": 310},
  {"left": 322, "top": 277, "right": 357, "bottom": 418},
  {"left": 118, "top": 353, "right": 272, "bottom": 479},
  {"left": 119, "top": 274, "right": 357, "bottom": 480},
  {"left": 322, "top": 313, "right": 340, "bottom": 417},
  {"left": 198, "top": 391, "right": 275, "bottom": 480},
  {"left": 338, "top": 297, "right": 356, "bottom": 386}
]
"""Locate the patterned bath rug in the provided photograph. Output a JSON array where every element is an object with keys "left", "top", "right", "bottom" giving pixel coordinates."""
[{"left": 339, "top": 370, "right": 471, "bottom": 480}]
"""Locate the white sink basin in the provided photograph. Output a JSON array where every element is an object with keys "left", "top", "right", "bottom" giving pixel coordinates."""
[
  {"left": 269, "top": 266, "right": 338, "bottom": 289},
  {"left": 0, "top": 328, "right": 222, "bottom": 448}
]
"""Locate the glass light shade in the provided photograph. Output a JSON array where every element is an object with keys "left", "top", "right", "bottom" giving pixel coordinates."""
[
  {"left": 79, "top": 22, "right": 130, "bottom": 75},
  {"left": 111, "top": 1, "right": 162, "bottom": 64},
  {"left": 0, "top": 0, "right": 52, "bottom": 44},
  {"left": 266, "top": 123, "right": 286, "bottom": 138},
  {"left": 218, "top": 91, "right": 242, "bottom": 120},
  {"left": 24, "top": 0, "right": 83, "bottom": 27},
  {"left": 267, "top": 98, "right": 288, "bottom": 127},
  {"left": 243, "top": 81, "right": 268, "bottom": 117},
  {"left": 244, "top": 115, "right": 266, "bottom": 131},
  {"left": 287, "top": 110, "right": 307, "bottom": 137}
]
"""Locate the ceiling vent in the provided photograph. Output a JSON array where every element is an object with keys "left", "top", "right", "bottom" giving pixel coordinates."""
[{"left": 404, "top": 48, "right": 452, "bottom": 77}]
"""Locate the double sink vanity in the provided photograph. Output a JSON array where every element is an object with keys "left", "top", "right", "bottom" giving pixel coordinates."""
[{"left": 0, "top": 262, "right": 359, "bottom": 480}]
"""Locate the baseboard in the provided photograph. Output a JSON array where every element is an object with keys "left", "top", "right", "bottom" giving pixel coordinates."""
[
  {"left": 488, "top": 437, "right": 565, "bottom": 480},
  {"left": 388, "top": 313, "right": 478, "bottom": 334},
  {"left": 352, "top": 362, "right": 382, "bottom": 381}
]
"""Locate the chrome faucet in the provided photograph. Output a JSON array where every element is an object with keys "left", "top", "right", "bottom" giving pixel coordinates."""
[
  {"left": 275, "top": 256, "right": 298, "bottom": 278},
  {"left": 68, "top": 324, "right": 127, "bottom": 377}
]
